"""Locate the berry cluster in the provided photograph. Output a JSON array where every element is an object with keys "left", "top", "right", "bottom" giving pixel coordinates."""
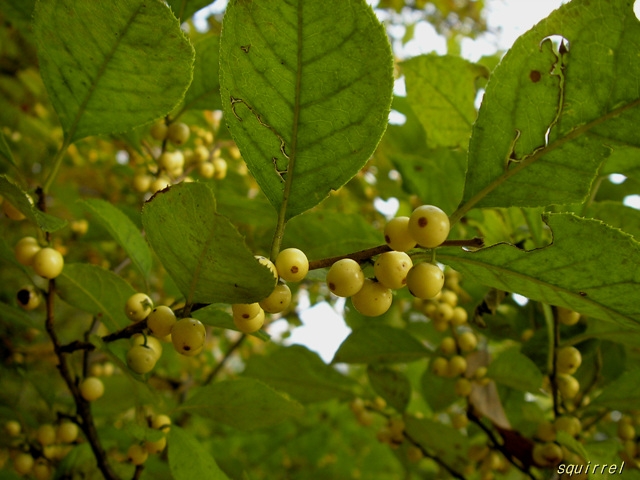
[
  {"left": 132, "top": 119, "right": 229, "bottom": 195},
  {"left": 231, "top": 250, "right": 305, "bottom": 334},
  {"left": 325, "top": 205, "right": 450, "bottom": 317},
  {"left": 14, "top": 236, "right": 65, "bottom": 282},
  {"left": 126, "top": 413, "right": 170, "bottom": 466},
  {"left": 122, "top": 293, "right": 205, "bottom": 375},
  {"left": 3, "top": 419, "right": 80, "bottom": 479}
]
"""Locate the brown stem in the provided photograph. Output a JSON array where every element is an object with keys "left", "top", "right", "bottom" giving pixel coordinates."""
[
  {"left": 44, "top": 281, "right": 120, "bottom": 480},
  {"left": 132, "top": 465, "right": 144, "bottom": 480},
  {"left": 467, "top": 411, "right": 536, "bottom": 480},
  {"left": 308, "top": 238, "right": 484, "bottom": 270},
  {"left": 402, "top": 430, "right": 467, "bottom": 480},
  {"left": 59, "top": 320, "right": 147, "bottom": 354},
  {"left": 204, "top": 334, "right": 246, "bottom": 385}
]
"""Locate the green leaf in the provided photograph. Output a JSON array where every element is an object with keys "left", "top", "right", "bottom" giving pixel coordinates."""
[
  {"left": 420, "top": 366, "right": 458, "bottom": 412},
  {"left": 403, "top": 54, "right": 487, "bottom": 148},
  {"left": 141, "top": 182, "right": 275, "bottom": 304},
  {"left": 55, "top": 263, "right": 135, "bottom": 332},
  {"left": 0, "top": 303, "right": 39, "bottom": 330},
  {"left": 585, "top": 201, "right": 640, "bottom": 239},
  {"left": 367, "top": 365, "right": 411, "bottom": 412},
  {"left": 80, "top": 199, "right": 152, "bottom": 277},
  {"left": 439, "top": 214, "right": 640, "bottom": 329},
  {"left": 283, "top": 211, "right": 381, "bottom": 260},
  {"left": 166, "top": 0, "right": 213, "bottom": 21},
  {"left": 33, "top": 0, "right": 194, "bottom": 142},
  {"left": 0, "top": 175, "right": 67, "bottom": 232},
  {"left": 590, "top": 370, "right": 640, "bottom": 411},
  {"left": 243, "top": 345, "right": 358, "bottom": 404},
  {"left": 191, "top": 304, "right": 270, "bottom": 341},
  {"left": 390, "top": 148, "right": 466, "bottom": 214},
  {"left": 0, "top": 131, "right": 16, "bottom": 168},
  {"left": 462, "top": 0, "right": 640, "bottom": 210},
  {"left": 168, "top": 425, "right": 229, "bottom": 480},
  {"left": 332, "top": 325, "right": 430, "bottom": 364},
  {"left": 486, "top": 347, "right": 544, "bottom": 392},
  {"left": 182, "top": 35, "right": 222, "bottom": 112},
  {"left": 556, "top": 430, "right": 589, "bottom": 462},
  {"left": 404, "top": 416, "right": 469, "bottom": 470},
  {"left": 219, "top": 0, "right": 393, "bottom": 219},
  {"left": 179, "top": 377, "right": 304, "bottom": 430}
]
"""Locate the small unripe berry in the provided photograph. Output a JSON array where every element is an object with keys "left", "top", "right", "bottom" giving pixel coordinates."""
[
  {"left": 147, "top": 306, "right": 177, "bottom": 338},
  {"left": 233, "top": 307, "right": 265, "bottom": 334},
  {"left": 447, "top": 355, "right": 467, "bottom": 377},
  {"left": 150, "top": 120, "right": 168, "bottom": 140},
  {"left": 454, "top": 377, "right": 473, "bottom": 396},
  {"left": 57, "top": 422, "right": 79, "bottom": 444},
  {"left": 5, "top": 420, "right": 21, "bottom": 436},
  {"left": 557, "top": 307, "right": 580, "bottom": 325},
  {"left": 151, "top": 414, "right": 171, "bottom": 432},
  {"left": 532, "top": 442, "right": 563, "bottom": 467},
  {"left": 326, "top": 258, "right": 364, "bottom": 297},
  {"left": 127, "top": 444, "right": 149, "bottom": 465},
  {"left": 555, "top": 346, "right": 581, "bottom": 375},
  {"left": 171, "top": 318, "right": 206, "bottom": 356},
  {"left": 17, "top": 286, "right": 40, "bottom": 310},
  {"left": 32, "top": 247, "right": 64, "bottom": 279},
  {"left": 408, "top": 205, "right": 450, "bottom": 248},
  {"left": 351, "top": 279, "right": 393, "bottom": 317},
  {"left": 14, "top": 236, "right": 41, "bottom": 266},
  {"left": 212, "top": 158, "right": 228, "bottom": 179},
  {"left": 260, "top": 283, "right": 292, "bottom": 313},
  {"left": 556, "top": 374, "right": 579, "bottom": 399},
  {"left": 276, "top": 248, "right": 309, "bottom": 282},
  {"left": 36, "top": 424, "right": 56, "bottom": 446},
  {"left": 145, "top": 436, "right": 167, "bottom": 454},
  {"left": 406, "top": 263, "right": 444, "bottom": 299},
  {"left": 384, "top": 216, "right": 416, "bottom": 252},
  {"left": 126, "top": 345, "right": 157, "bottom": 374},
  {"left": 431, "top": 356, "right": 448, "bottom": 376},
  {"left": 13, "top": 452, "right": 34, "bottom": 475},
  {"left": 439, "top": 337, "right": 456, "bottom": 355},
  {"left": 124, "top": 293, "right": 153, "bottom": 322},
  {"left": 457, "top": 331, "right": 477, "bottom": 353},
  {"left": 374, "top": 251, "right": 412, "bottom": 289},
  {"left": 80, "top": 377, "right": 104, "bottom": 402},
  {"left": 167, "top": 122, "right": 190, "bottom": 146}
]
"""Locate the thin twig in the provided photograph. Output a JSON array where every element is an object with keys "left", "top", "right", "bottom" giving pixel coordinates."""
[
  {"left": 59, "top": 320, "right": 147, "bottom": 354},
  {"left": 467, "top": 411, "right": 536, "bottom": 480},
  {"left": 45, "top": 281, "right": 119, "bottom": 480},
  {"left": 205, "top": 335, "right": 246, "bottom": 385},
  {"left": 308, "top": 238, "right": 484, "bottom": 270}
]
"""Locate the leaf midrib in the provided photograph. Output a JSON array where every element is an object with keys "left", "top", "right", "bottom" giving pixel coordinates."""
[{"left": 65, "top": 3, "right": 144, "bottom": 142}]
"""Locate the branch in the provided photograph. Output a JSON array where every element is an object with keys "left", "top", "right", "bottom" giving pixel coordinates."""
[
  {"left": 467, "top": 411, "right": 536, "bottom": 480},
  {"left": 44, "top": 281, "right": 120, "bottom": 480},
  {"left": 308, "top": 238, "right": 484, "bottom": 270},
  {"left": 204, "top": 334, "right": 246, "bottom": 385},
  {"left": 59, "top": 320, "right": 147, "bottom": 354}
]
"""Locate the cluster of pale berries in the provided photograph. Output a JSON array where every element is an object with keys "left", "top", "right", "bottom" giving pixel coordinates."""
[
  {"left": 2, "top": 420, "right": 79, "bottom": 479},
  {"left": 1, "top": 413, "right": 171, "bottom": 476},
  {"left": 231, "top": 251, "right": 305, "bottom": 334},
  {"left": 326, "top": 205, "right": 450, "bottom": 317},
  {"left": 13, "top": 236, "right": 65, "bottom": 310},
  {"left": 132, "top": 120, "right": 228, "bottom": 195}
]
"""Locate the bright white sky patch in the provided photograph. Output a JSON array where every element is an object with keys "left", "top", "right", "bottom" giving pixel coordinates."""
[{"left": 624, "top": 195, "right": 640, "bottom": 210}]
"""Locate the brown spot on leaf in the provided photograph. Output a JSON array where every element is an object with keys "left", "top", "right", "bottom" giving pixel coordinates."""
[{"left": 529, "top": 70, "right": 541, "bottom": 83}]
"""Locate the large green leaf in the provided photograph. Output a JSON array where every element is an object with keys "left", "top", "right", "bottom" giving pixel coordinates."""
[
  {"left": 219, "top": 0, "right": 393, "bottom": 219},
  {"left": 141, "top": 182, "right": 275, "bottom": 305},
  {"left": 0, "top": 175, "right": 67, "bottom": 232},
  {"left": 585, "top": 201, "right": 640, "bottom": 239},
  {"left": 182, "top": 35, "right": 222, "bottom": 112},
  {"left": 367, "top": 365, "right": 411, "bottom": 412},
  {"left": 590, "top": 370, "right": 640, "bottom": 411},
  {"left": 168, "top": 426, "right": 229, "bottom": 480},
  {"left": 55, "top": 263, "right": 135, "bottom": 332},
  {"left": 80, "top": 199, "right": 152, "bottom": 277},
  {"left": 179, "top": 377, "right": 304, "bottom": 430},
  {"left": 404, "top": 416, "right": 469, "bottom": 470},
  {"left": 33, "top": 0, "right": 194, "bottom": 142},
  {"left": 486, "top": 347, "right": 544, "bottom": 392},
  {"left": 403, "top": 54, "right": 487, "bottom": 149},
  {"left": 439, "top": 214, "right": 640, "bottom": 329},
  {"left": 243, "top": 345, "right": 359, "bottom": 404},
  {"left": 332, "top": 325, "right": 430, "bottom": 364},
  {"left": 282, "top": 211, "right": 381, "bottom": 260},
  {"left": 0, "top": 132, "right": 16, "bottom": 168},
  {"left": 462, "top": 0, "right": 640, "bottom": 210}
]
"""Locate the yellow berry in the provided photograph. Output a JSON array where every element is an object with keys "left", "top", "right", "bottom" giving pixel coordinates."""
[
  {"left": 276, "top": 248, "right": 309, "bottom": 282},
  {"left": 14, "top": 236, "right": 41, "bottom": 266},
  {"left": 408, "top": 205, "right": 450, "bottom": 248},
  {"left": 80, "top": 377, "right": 104, "bottom": 402},
  {"left": 351, "top": 279, "right": 393, "bottom": 317},
  {"left": 32, "top": 247, "right": 64, "bottom": 279},
  {"left": 383, "top": 216, "right": 416, "bottom": 252}
]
